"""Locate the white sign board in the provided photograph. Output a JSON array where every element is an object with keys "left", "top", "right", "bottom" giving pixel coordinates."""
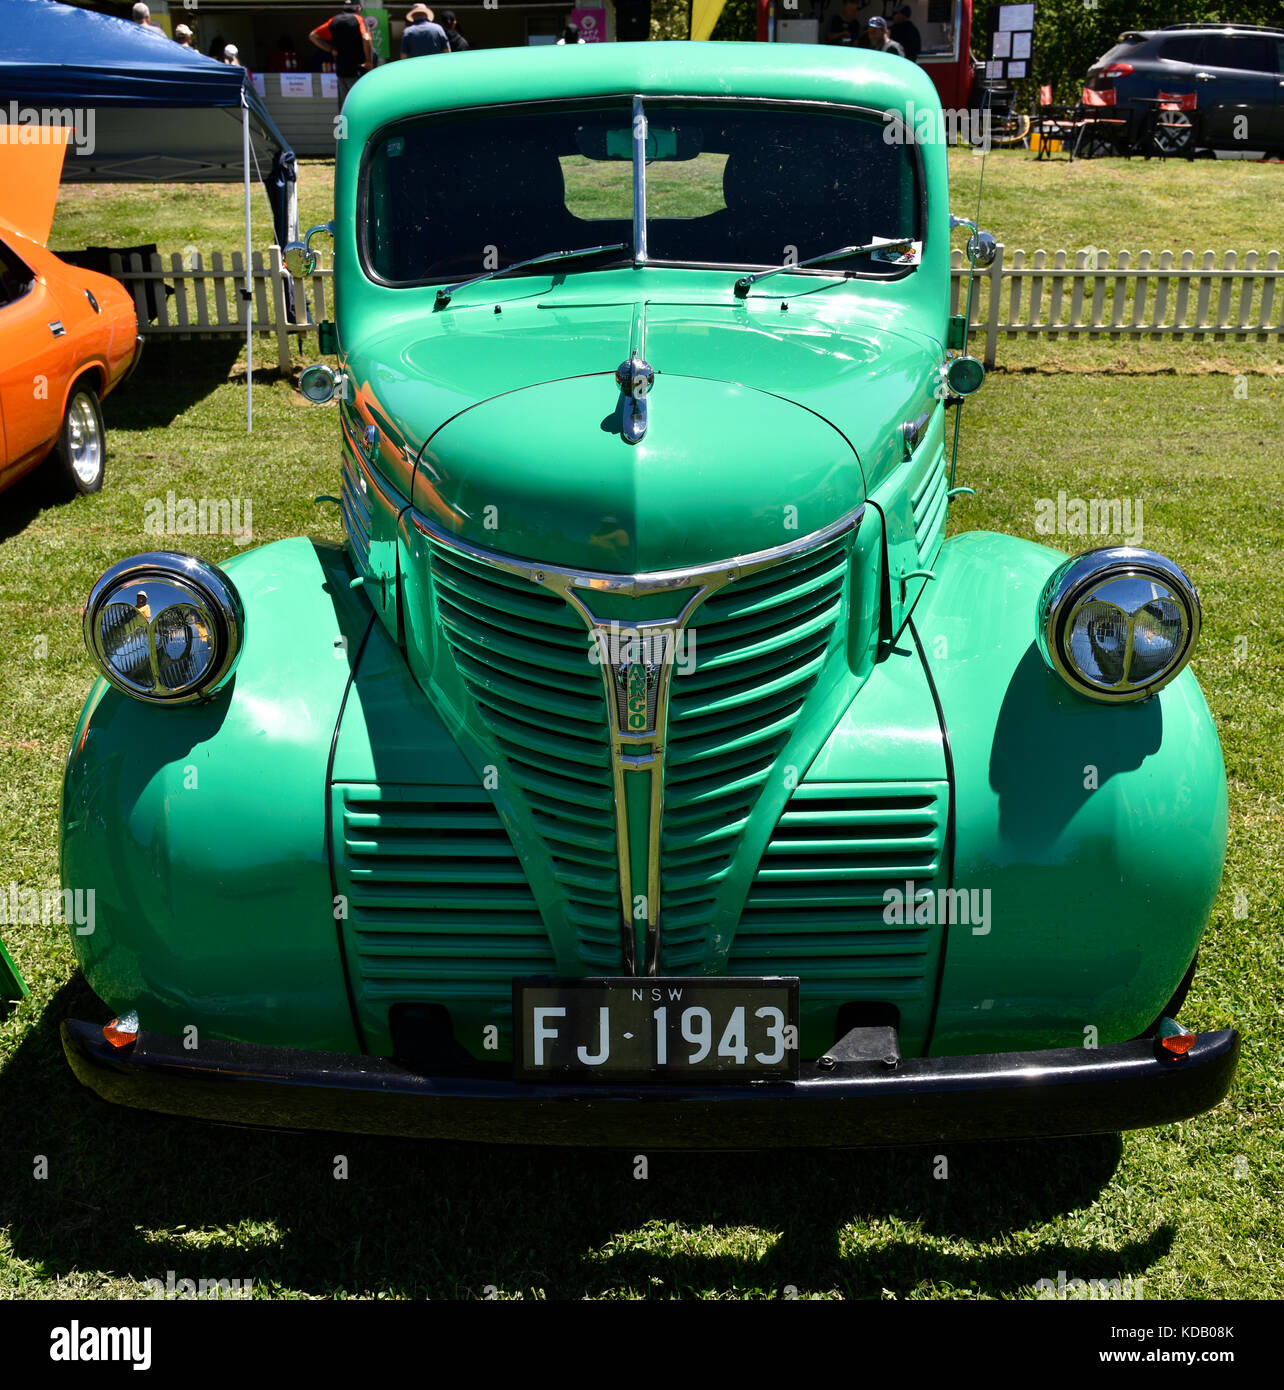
[{"left": 998, "top": 4, "right": 1035, "bottom": 31}]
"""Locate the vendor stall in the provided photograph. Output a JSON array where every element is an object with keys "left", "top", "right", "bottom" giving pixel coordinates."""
[{"left": 137, "top": 0, "right": 619, "bottom": 156}]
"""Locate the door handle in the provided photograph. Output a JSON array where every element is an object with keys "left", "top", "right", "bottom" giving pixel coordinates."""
[
  {"left": 1194, "top": 72, "right": 1216, "bottom": 81},
  {"left": 49, "top": 320, "right": 65, "bottom": 337}
]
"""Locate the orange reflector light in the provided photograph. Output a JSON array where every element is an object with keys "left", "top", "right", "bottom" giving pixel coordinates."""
[
  {"left": 1158, "top": 1016, "right": 1196, "bottom": 1055},
  {"left": 103, "top": 1010, "right": 140, "bottom": 1049}
]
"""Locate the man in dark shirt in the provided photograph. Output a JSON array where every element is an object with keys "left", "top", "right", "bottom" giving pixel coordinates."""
[
  {"left": 309, "top": 1, "right": 373, "bottom": 107},
  {"left": 439, "top": 10, "right": 470, "bottom": 52},
  {"left": 401, "top": 4, "right": 451, "bottom": 57},
  {"left": 826, "top": 0, "right": 865, "bottom": 46},
  {"left": 889, "top": 5, "right": 922, "bottom": 63}
]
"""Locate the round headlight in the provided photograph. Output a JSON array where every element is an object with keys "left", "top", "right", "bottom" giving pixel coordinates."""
[
  {"left": 1037, "top": 547, "right": 1200, "bottom": 703},
  {"left": 83, "top": 552, "right": 245, "bottom": 704}
]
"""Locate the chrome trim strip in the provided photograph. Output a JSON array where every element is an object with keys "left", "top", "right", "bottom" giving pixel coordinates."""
[
  {"left": 410, "top": 503, "right": 865, "bottom": 595},
  {"left": 415, "top": 505, "right": 865, "bottom": 973},
  {"left": 632, "top": 94, "right": 648, "bottom": 265}
]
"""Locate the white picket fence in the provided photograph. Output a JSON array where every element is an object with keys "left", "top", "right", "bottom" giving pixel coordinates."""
[
  {"left": 109, "top": 246, "right": 1284, "bottom": 371},
  {"left": 951, "top": 246, "right": 1284, "bottom": 364},
  {"left": 109, "top": 247, "right": 332, "bottom": 373}
]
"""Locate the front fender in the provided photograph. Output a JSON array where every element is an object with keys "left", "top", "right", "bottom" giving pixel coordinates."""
[
  {"left": 61, "top": 539, "right": 372, "bottom": 1051},
  {"left": 912, "top": 530, "right": 1228, "bottom": 1054}
]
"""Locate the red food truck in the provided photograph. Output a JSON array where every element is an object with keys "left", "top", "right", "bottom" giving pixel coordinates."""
[{"left": 757, "top": 0, "right": 979, "bottom": 112}]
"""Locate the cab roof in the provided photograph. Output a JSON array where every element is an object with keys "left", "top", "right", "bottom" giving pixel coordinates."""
[{"left": 341, "top": 39, "right": 943, "bottom": 142}]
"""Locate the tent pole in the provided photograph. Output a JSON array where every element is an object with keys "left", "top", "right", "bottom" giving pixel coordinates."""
[{"left": 243, "top": 100, "right": 253, "bottom": 433}]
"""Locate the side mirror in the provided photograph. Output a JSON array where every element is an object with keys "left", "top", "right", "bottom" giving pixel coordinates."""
[
  {"left": 967, "top": 230, "right": 998, "bottom": 268},
  {"left": 948, "top": 214, "right": 998, "bottom": 267},
  {"left": 283, "top": 242, "right": 316, "bottom": 277},
  {"left": 283, "top": 221, "right": 335, "bottom": 277},
  {"left": 300, "top": 364, "right": 347, "bottom": 404}
]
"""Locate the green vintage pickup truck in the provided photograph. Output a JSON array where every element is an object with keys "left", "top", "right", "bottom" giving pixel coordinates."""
[{"left": 53, "top": 42, "right": 1236, "bottom": 1146}]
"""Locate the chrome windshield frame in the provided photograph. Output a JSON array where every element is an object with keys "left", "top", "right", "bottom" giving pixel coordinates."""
[
  {"left": 632, "top": 94, "right": 648, "bottom": 266},
  {"left": 356, "top": 94, "right": 926, "bottom": 291}
]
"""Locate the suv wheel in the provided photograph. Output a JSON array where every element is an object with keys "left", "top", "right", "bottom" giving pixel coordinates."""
[
  {"left": 1150, "top": 111, "right": 1194, "bottom": 158},
  {"left": 51, "top": 384, "right": 105, "bottom": 497}
]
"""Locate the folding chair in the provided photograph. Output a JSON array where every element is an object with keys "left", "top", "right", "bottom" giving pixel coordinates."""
[
  {"left": 1034, "top": 84, "right": 1081, "bottom": 159},
  {"left": 1150, "top": 91, "right": 1199, "bottom": 161},
  {"left": 1071, "top": 87, "right": 1137, "bottom": 160}
]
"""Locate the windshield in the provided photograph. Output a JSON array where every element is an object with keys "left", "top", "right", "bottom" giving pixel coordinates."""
[{"left": 361, "top": 98, "right": 923, "bottom": 287}]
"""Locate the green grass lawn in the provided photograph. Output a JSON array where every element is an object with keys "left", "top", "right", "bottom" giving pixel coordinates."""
[{"left": 1, "top": 150, "right": 1280, "bottom": 1301}]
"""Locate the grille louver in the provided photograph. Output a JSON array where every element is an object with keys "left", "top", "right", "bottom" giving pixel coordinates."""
[
  {"left": 912, "top": 447, "right": 948, "bottom": 569},
  {"left": 427, "top": 540, "right": 621, "bottom": 966},
  {"left": 337, "top": 784, "right": 555, "bottom": 1002},
  {"left": 660, "top": 537, "right": 849, "bottom": 969},
  {"left": 731, "top": 780, "right": 948, "bottom": 1013},
  {"left": 340, "top": 453, "right": 372, "bottom": 571}
]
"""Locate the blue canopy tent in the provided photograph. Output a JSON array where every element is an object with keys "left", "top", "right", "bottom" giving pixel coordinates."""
[{"left": 0, "top": 0, "right": 300, "bottom": 427}]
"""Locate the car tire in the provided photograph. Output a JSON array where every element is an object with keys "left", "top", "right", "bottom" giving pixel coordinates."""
[
  {"left": 50, "top": 383, "right": 106, "bottom": 497},
  {"left": 1149, "top": 112, "right": 1193, "bottom": 158}
]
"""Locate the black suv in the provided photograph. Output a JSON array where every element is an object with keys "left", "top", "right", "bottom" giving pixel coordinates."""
[{"left": 1087, "top": 23, "right": 1284, "bottom": 155}]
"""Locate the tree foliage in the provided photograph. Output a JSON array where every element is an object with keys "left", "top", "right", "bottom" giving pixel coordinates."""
[
  {"left": 711, "top": 0, "right": 758, "bottom": 42},
  {"left": 649, "top": 0, "right": 693, "bottom": 40}
]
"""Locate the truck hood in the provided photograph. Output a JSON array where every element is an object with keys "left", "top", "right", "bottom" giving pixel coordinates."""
[{"left": 348, "top": 294, "right": 940, "bottom": 572}]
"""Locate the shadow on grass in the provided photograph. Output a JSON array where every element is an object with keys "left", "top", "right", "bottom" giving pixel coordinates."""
[
  {"left": 0, "top": 981, "right": 1150, "bottom": 1300},
  {"left": 105, "top": 339, "right": 246, "bottom": 430},
  {"left": 0, "top": 338, "right": 250, "bottom": 545},
  {"left": 0, "top": 464, "right": 66, "bottom": 546}
]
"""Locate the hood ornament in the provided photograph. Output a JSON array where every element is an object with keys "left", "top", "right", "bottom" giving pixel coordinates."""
[{"left": 615, "top": 352, "right": 654, "bottom": 444}]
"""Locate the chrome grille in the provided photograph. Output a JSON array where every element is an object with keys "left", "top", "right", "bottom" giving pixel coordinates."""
[
  {"left": 426, "top": 540, "right": 621, "bottom": 966},
  {"left": 660, "top": 537, "right": 850, "bottom": 968}
]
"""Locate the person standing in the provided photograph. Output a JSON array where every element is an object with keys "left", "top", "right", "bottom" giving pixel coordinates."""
[
  {"left": 439, "top": 10, "right": 469, "bottom": 51},
  {"left": 556, "top": 24, "right": 583, "bottom": 44},
  {"left": 310, "top": 1, "right": 374, "bottom": 107},
  {"left": 130, "top": 3, "right": 164, "bottom": 33},
  {"left": 867, "top": 15, "right": 906, "bottom": 58},
  {"left": 401, "top": 5, "right": 451, "bottom": 57},
  {"left": 826, "top": 0, "right": 865, "bottom": 47},
  {"left": 173, "top": 23, "right": 195, "bottom": 48},
  {"left": 889, "top": 5, "right": 922, "bottom": 63}
]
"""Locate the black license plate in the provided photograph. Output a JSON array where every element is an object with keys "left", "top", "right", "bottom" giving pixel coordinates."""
[{"left": 513, "top": 977, "right": 800, "bottom": 1083}]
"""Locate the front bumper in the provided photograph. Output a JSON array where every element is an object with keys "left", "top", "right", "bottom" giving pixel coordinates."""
[{"left": 62, "top": 1020, "right": 1239, "bottom": 1149}]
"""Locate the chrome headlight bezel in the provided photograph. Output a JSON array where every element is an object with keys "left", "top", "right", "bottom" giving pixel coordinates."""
[
  {"left": 82, "top": 552, "right": 245, "bottom": 705},
  {"left": 1036, "top": 547, "right": 1201, "bottom": 703}
]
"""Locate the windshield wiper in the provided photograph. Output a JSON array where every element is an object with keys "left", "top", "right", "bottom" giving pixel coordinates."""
[
  {"left": 734, "top": 238, "right": 915, "bottom": 297},
  {"left": 435, "top": 243, "right": 628, "bottom": 307}
]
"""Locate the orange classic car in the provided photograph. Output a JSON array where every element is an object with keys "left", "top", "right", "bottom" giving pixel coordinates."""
[{"left": 0, "top": 216, "right": 140, "bottom": 499}]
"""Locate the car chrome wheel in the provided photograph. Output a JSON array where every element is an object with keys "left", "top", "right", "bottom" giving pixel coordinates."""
[
  {"left": 53, "top": 386, "right": 106, "bottom": 497},
  {"left": 66, "top": 392, "right": 102, "bottom": 485}
]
